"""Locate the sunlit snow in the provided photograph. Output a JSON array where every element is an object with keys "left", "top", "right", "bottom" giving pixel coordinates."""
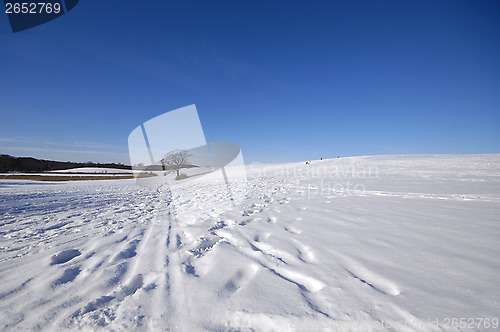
[{"left": 0, "top": 154, "right": 499, "bottom": 331}]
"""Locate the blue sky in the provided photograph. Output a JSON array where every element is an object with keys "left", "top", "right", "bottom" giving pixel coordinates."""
[{"left": 1, "top": 0, "right": 499, "bottom": 164}]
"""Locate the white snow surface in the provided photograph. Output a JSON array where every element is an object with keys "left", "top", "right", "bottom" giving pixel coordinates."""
[
  {"left": 49, "top": 167, "right": 133, "bottom": 174},
  {"left": 0, "top": 154, "right": 499, "bottom": 331}
]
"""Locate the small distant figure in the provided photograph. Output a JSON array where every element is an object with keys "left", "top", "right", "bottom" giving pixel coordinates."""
[
  {"left": 305, "top": 161, "right": 310, "bottom": 165},
  {"left": 337, "top": 156, "right": 339, "bottom": 158},
  {"left": 320, "top": 158, "right": 323, "bottom": 160}
]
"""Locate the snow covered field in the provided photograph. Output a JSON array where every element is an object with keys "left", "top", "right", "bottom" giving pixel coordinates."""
[
  {"left": 49, "top": 167, "right": 134, "bottom": 174},
  {"left": 0, "top": 155, "right": 499, "bottom": 331},
  {"left": 0, "top": 168, "right": 134, "bottom": 179}
]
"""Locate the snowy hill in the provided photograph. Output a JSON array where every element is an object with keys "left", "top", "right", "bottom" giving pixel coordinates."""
[{"left": 0, "top": 154, "right": 499, "bottom": 331}]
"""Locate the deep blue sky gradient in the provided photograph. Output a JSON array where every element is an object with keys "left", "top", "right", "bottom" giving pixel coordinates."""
[{"left": 1, "top": 0, "right": 499, "bottom": 163}]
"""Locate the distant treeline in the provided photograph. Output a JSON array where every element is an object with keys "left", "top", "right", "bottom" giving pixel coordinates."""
[{"left": 0, "top": 154, "right": 131, "bottom": 173}]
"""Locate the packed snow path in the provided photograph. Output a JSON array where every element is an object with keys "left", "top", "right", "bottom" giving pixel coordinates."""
[{"left": 0, "top": 155, "right": 499, "bottom": 331}]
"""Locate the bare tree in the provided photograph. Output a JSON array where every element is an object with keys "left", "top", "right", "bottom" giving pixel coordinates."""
[{"left": 161, "top": 149, "right": 192, "bottom": 179}]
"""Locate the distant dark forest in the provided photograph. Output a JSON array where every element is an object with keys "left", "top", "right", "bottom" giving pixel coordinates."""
[{"left": 0, "top": 154, "right": 131, "bottom": 173}]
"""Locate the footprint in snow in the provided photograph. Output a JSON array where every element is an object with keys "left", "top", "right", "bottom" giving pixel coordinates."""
[
  {"left": 50, "top": 249, "right": 81, "bottom": 265},
  {"left": 53, "top": 266, "right": 81, "bottom": 286},
  {"left": 284, "top": 225, "right": 302, "bottom": 234},
  {"left": 220, "top": 264, "right": 259, "bottom": 297},
  {"left": 112, "top": 240, "right": 139, "bottom": 263},
  {"left": 266, "top": 216, "right": 277, "bottom": 223},
  {"left": 254, "top": 232, "right": 271, "bottom": 242},
  {"left": 189, "top": 236, "right": 220, "bottom": 258},
  {"left": 292, "top": 239, "right": 315, "bottom": 263}
]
